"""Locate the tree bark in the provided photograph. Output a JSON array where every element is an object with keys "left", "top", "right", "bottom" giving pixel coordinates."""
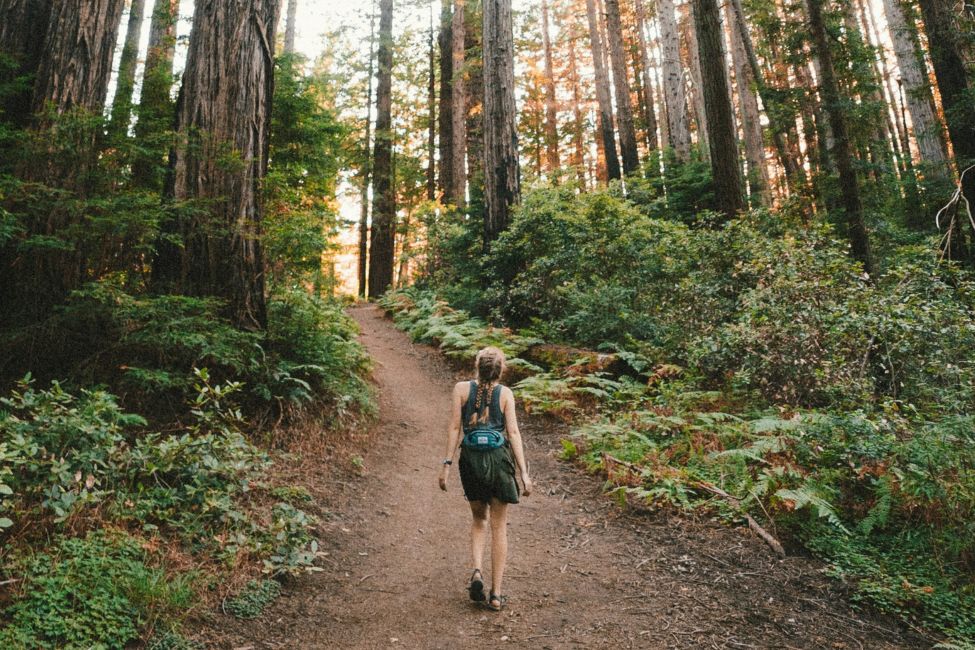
[
  {"left": 541, "top": 0, "right": 561, "bottom": 173},
  {"left": 369, "top": 0, "right": 395, "bottom": 297},
  {"left": 566, "top": 19, "right": 588, "bottom": 188},
  {"left": 683, "top": 7, "right": 710, "bottom": 158},
  {"left": 724, "top": 0, "right": 770, "bottom": 204},
  {"left": 482, "top": 0, "right": 521, "bottom": 244},
  {"left": 0, "top": 0, "right": 52, "bottom": 125},
  {"left": 427, "top": 7, "right": 437, "bottom": 201},
  {"left": 917, "top": 0, "right": 975, "bottom": 260},
  {"left": 657, "top": 0, "right": 692, "bottom": 161},
  {"left": 155, "top": 0, "right": 280, "bottom": 329},
  {"left": 32, "top": 0, "right": 126, "bottom": 115},
  {"left": 108, "top": 0, "right": 147, "bottom": 140},
  {"left": 450, "top": 0, "right": 467, "bottom": 204},
  {"left": 359, "top": 3, "right": 376, "bottom": 298},
  {"left": 437, "top": 0, "right": 454, "bottom": 201},
  {"left": 585, "top": 0, "right": 621, "bottom": 180},
  {"left": 634, "top": 0, "right": 659, "bottom": 152},
  {"left": 464, "top": 0, "right": 484, "bottom": 211},
  {"left": 604, "top": 0, "right": 640, "bottom": 174},
  {"left": 284, "top": 0, "right": 297, "bottom": 54},
  {"left": 884, "top": 0, "right": 947, "bottom": 168},
  {"left": 693, "top": 0, "right": 744, "bottom": 219},
  {"left": 806, "top": 0, "right": 874, "bottom": 273},
  {"left": 132, "top": 0, "right": 179, "bottom": 189}
]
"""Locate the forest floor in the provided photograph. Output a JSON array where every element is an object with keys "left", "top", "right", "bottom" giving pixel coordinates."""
[{"left": 197, "top": 304, "right": 932, "bottom": 649}]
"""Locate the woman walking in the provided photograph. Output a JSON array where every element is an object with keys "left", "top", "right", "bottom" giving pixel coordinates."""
[{"left": 438, "top": 346, "right": 533, "bottom": 611}]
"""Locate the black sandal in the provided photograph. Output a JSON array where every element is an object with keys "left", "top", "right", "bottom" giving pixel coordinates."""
[
  {"left": 487, "top": 591, "right": 506, "bottom": 611},
  {"left": 468, "top": 569, "right": 485, "bottom": 602}
]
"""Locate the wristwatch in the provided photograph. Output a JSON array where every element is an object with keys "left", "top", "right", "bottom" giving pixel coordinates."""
[{"left": 442, "top": 459, "right": 452, "bottom": 466}]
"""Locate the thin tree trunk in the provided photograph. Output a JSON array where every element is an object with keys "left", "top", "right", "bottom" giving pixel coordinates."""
[
  {"left": 482, "top": 0, "right": 521, "bottom": 244},
  {"left": 133, "top": 0, "right": 179, "bottom": 189},
  {"left": 464, "top": 0, "right": 484, "bottom": 211},
  {"left": 683, "top": 7, "right": 709, "bottom": 158},
  {"left": 427, "top": 7, "right": 437, "bottom": 201},
  {"left": 107, "top": 0, "right": 146, "bottom": 140},
  {"left": 806, "top": 0, "right": 874, "bottom": 273},
  {"left": 604, "top": 0, "right": 640, "bottom": 174},
  {"left": 693, "top": 0, "right": 744, "bottom": 219},
  {"left": 634, "top": 0, "right": 659, "bottom": 152},
  {"left": 155, "top": 0, "right": 280, "bottom": 329},
  {"left": 369, "top": 0, "right": 395, "bottom": 297},
  {"left": 658, "top": 0, "right": 692, "bottom": 161},
  {"left": 450, "top": 0, "right": 467, "bottom": 204},
  {"left": 284, "top": 0, "right": 297, "bottom": 54},
  {"left": 359, "top": 4, "right": 376, "bottom": 298},
  {"left": 541, "top": 0, "right": 561, "bottom": 173},
  {"left": 566, "top": 18, "right": 588, "bottom": 187},
  {"left": 585, "top": 0, "right": 621, "bottom": 180},
  {"left": 438, "top": 0, "right": 454, "bottom": 200},
  {"left": 724, "top": 0, "right": 770, "bottom": 204},
  {"left": 883, "top": 0, "right": 948, "bottom": 168}
]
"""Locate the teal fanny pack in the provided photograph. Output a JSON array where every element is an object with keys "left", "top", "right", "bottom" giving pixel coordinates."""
[{"left": 462, "top": 428, "right": 506, "bottom": 450}]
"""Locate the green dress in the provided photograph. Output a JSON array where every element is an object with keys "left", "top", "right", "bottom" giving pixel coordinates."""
[{"left": 458, "top": 381, "right": 520, "bottom": 504}]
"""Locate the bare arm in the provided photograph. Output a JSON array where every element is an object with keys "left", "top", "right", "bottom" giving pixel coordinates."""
[
  {"left": 438, "top": 382, "right": 466, "bottom": 491},
  {"left": 502, "top": 387, "right": 533, "bottom": 496}
]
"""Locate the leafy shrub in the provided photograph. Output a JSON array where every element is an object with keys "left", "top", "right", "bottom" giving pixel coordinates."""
[
  {"left": 224, "top": 579, "right": 282, "bottom": 620},
  {"left": 0, "top": 530, "right": 194, "bottom": 650}
]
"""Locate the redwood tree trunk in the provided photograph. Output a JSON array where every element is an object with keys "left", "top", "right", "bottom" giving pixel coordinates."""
[
  {"left": 155, "top": 0, "right": 280, "bottom": 329},
  {"left": 464, "top": 0, "right": 484, "bottom": 211},
  {"left": 369, "top": 0, "right": 395, "bottom": 297},
  {"left": 449, "top": 0, "right": 467, "bottom": 204},
  {"left": 482, "top": 0, "right": 521, "bottom": 244},
  {"left": 284, "top": 0, "right": 297, "bottom": 54},
  {"left": 108, "top": 0, "right": 147, "bottom": 140},
  {"left": 693, "top": 0, "right": 744, "bottom": 219},
  {"left": 437, "top": 0, "right": 454, "bottom": 200},
  {"left": 806, "top": 0, "right": 874, "bottom": 273},
  {"left": 604, "top": 0, "right": 640, "bottom": 174},
  {"left": 567, "top": 20, "right": 588, "bottom": 187},
  {"left": 634, "top": 0, "right": 659, "bottom": 152},
  {"left": 359, "top": 3, "right": 376, "bottom": 297},
  {"left": 585, "top": 0, "right": 621, "bottom": 180},
  {"left": 32, "top": 0, "right": 126, "bottom": 115},
  {"left": 541, "top": 0, "right": 561, "bottom": 173},
  {"left": 658, "top": 0, "right": 692, "bottom": 161},
  {"left": 427, "top": 9, "right": 437, "bottom": 201}
]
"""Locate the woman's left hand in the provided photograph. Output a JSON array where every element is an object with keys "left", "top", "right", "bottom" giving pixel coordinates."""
[
  {"left": 438, "top": 465, "right": 449, "bottom": 491},
  {"left": 521, "top": 475, "right": 534, "bottom": 497}
]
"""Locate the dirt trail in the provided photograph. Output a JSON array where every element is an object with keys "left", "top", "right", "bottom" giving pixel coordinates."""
[{"left": 201, "top": 304, "right": 928, "bottom": 649}]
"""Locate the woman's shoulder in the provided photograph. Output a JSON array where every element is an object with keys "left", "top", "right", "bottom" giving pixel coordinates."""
[{"left": 453, "top": 380, "right": 473, "bottom": 393}]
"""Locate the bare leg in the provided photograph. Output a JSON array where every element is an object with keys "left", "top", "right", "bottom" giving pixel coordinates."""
[
  {"left": 488, "top": 498, "right": 509, "bottom": 598},
  {"left": 469, "top": 500, "right": 489, "bottom": 573}
]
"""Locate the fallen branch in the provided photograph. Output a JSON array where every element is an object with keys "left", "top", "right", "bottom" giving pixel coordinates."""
[{"left": 601, "top": 453, "right": 786, "bottom": 558}]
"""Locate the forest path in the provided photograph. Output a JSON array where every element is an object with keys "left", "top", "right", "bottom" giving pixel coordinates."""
[{"left": 202, "top": 304, "right": 926, "bottom": 649}]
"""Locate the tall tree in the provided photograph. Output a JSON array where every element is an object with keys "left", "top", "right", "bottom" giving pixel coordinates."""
[
  {"left": 541, "top": 0, "right": 561, "bottom": 173},
  {"left": 359, "top": 4, "right": 376, "bottom": 297},
  {"left": 806, "top": 0, "right": 874, "bottom": 272},
  {"left": 634, "top": 0, "right": 659, "bottom": 152},
  {"left": 132, "top": 0, "right": 179, "bottom": 189},
  {"left": 154, "top": 0, "right": 281, "bottom": 329},
  {"left": 284, "top": 0, "right": 298, "bottom": 54},
  {"left": 566, "top": 16, "right": 589, "bottom": 187},
  {"left": 369, "top": 0, "right": 395, "bottom": 296},
  {"left": 449, "top": 0, "right": 467, "bottom": 204},
  {"left": 437, "top": 0, "right": 454, "bottom": 200},
  {"left": 724, "top": 0, "right": 770, "bottom": 203},
  {"left": 917, "top": 0, "right": 975, "bottom": 259},
  {"left": 464, "top": 0, "right": 484, "bottom": 209},
  {"left": 585, "top": 0, "right": 621, "bottom": 180},
  {"left": 427, "top": 7, "right": 437, "bottom": 201},
  {"left": 658, "top": 0, "right": 692, "bottom": 160},
  {"left": 32, "top": 0, "right": 126, "bottom": 116},
  {"left": 683, "top": 7, "right": 710, "bottom": 158},
  {"left": 692, "top": 0, "right": 744, "bottom": 218},
  {"left": 482, "top": 0, "right": 521, "bottom": 244},
  {"left": 108, "top": 0, "right": 147, "bottom": 140},
  {"left": 604, "top": 0, "right": 640, "bottom": 174}
]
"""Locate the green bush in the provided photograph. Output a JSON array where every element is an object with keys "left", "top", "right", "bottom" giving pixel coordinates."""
[{"left": 0, "top": 530, "right": 194, "bottom": 650}]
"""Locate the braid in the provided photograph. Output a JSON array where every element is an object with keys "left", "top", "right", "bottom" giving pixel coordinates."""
[{"left": 469, "top": 347, "right": 506, "bottom": 426}]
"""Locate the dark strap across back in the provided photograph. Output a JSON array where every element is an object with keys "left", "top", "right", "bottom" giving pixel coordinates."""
[{"left": 462, "top": 381, "right": 505, "bottom": 434}]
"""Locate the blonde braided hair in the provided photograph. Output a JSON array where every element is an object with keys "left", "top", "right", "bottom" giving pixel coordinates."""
[{"left": 469, "top": 347, "right": 505, "bottom": 427}]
